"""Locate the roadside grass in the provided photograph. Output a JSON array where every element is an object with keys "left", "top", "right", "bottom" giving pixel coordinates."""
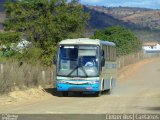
[{"left": 0, "top": 61, "right": 56, "bottom": 95}]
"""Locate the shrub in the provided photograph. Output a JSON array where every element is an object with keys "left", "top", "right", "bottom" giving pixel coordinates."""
[
  {"left": 92, "top": 26, "right": 142, "bottom": 56},
  {"left": 0, "top": 32, "right": 21, "bottom": 45}
]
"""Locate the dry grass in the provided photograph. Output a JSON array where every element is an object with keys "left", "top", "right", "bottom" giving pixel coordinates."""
[
  {"left": 0, "top": 62, "right": 56, "bottom": 94},
  {"left": 117, "top": 52, "right": 160, "bottom": 69},
  {"left": 117, "top": 52, "right": 160, "bottom": 81}
]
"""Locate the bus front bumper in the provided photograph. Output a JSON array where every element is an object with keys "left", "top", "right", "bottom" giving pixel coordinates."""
[{"left": 56, "top": 83, "right": 100, "bottom": 92}]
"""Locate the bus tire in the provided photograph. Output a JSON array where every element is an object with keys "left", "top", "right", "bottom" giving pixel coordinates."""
[
  {"left": 106, "top": 89, "right": 112, "bottom": 94},
  {"left": 95, "top": 91, "right": 101, "bottom": 97},
  {"left": 61, "top": 91, "right": 68, "bottom": 97}
]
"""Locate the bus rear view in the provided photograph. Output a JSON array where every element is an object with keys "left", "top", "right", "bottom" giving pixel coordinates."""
[{"left": 55, "top": 38, "right": 116, "bottom": 97}]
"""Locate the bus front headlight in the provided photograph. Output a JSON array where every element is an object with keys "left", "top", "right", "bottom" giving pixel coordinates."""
[
  {"left": 89, "top": 80, "right": 99, "bottom": 84},
  {"left": 57, "top": 80, "right": 66, "bottom": 84}
]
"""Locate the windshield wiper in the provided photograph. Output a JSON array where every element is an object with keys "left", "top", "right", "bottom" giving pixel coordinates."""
[
  {"left": 66, "top": 65, "right": 88, "bottom": 77},
  {"left": 66, "top": 57, "right": 88, "bottom": 77},
  {"left": 79, "top": 65, "right": 88, "bottom": 77},
  {"left": 66, "top": 65, "right": 79, "bottom": 77},
  {"left": 78, "top": 56, "right": 88, "bottom": 77}
]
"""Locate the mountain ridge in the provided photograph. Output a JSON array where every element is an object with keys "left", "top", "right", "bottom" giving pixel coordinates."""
[{"left": 86, "top": 5, "right": 160, "bottom": 30}]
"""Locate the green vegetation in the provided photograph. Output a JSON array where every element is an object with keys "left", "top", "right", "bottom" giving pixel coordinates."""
[
  {"left": 3, "top": 0, "right": 89, "bottom": 65},
  {"left": 92, "top": 26, "right": 142, "bottom": 56},
  {"left": 0, "top": 32, "right": 21, "bottom": 58},
  {"left": 0, "top": 32, "right": 21, "bottom": 44}
]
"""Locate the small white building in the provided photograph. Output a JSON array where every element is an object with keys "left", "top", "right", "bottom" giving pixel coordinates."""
[{"left": 142, "top": 41, "right": 160, "bottom": 53}]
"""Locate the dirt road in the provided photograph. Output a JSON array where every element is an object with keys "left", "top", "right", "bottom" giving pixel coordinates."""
[{"left": 0, "top": 58, "right": 160, "bottom": 114}]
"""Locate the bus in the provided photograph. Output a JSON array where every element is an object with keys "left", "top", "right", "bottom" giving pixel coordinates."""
[{"left": 55, "top": 38, "right": 117, "bottom": 97}]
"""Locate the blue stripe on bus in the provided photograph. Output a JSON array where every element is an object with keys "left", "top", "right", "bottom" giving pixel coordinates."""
[{"left": 56, "top": 83, "right": 100, "bottom": 92}]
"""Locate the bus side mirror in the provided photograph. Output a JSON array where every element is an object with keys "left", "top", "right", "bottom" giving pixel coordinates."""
[
  {"left": 101, "top": 58, "right": 105, "bottom": 67},
  {"left": 101, "top": 50, "right": 104, "bottom": 56},
  {"left": 101, "top": 50, "right": 105, "bottom": 67},
  {"left": 53, "top": 54, "right": 57, "bottom": 65}
]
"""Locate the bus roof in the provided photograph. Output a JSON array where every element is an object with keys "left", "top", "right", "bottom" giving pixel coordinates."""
[{"left": 59, "top": 38, "right": 116, "bottom": 46}]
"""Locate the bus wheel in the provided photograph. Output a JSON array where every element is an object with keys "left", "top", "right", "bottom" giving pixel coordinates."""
[
  {"left": 95, "top": 91, "right": 101, "bottom": 97},
  {"left": 61, "top": 91, "right": 68, "bottom": 97},
  {"left": 106, "top": 89, "right": 112, "bottom": 94},
  {"left": 103, "top": 89, "right": 108, "bottom": 95}
]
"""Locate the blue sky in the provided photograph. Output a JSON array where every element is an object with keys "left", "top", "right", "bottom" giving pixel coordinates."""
[{"left": 80, "top": 0, "right": 160, "bottom": 9}]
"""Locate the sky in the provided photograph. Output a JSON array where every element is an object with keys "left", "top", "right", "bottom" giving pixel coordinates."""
[{"left": 80, "top": 0, "right": 160, "bottom": 9}]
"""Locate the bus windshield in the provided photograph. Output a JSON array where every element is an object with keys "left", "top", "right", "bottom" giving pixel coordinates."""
[{"left": 57, "top": 45, "right": 99, "bottom": 77}]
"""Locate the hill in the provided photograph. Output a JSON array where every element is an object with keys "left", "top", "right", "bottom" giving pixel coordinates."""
[
  {"left": 85, "top": 6, "right": 160, "bottom": 41},
  {"left": 84, "top": 6, "right": 150, "bottom": 30},
  {"left": 86, "top": 6, "right": 160, "bottom": 30}
]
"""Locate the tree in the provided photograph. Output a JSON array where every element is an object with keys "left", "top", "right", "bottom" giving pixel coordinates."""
[
  {"left": 4, "top": 0, "right": 89, "bottom": 65},
  {"left": 92, "top": 26, "right": 141, "bottom": 56}
]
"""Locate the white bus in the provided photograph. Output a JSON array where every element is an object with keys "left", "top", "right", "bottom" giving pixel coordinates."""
[{"left": 55, "top": 38, "right": 117, "bottom": 96}]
